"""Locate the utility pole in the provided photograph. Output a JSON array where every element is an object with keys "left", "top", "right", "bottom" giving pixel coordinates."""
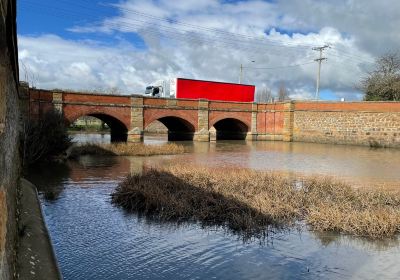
[
  {"left": 312, "top": 45, "right": 329, "bottom": 100},
  {"left": 239, "top": 61, "right": 254, "bottom": 84}
]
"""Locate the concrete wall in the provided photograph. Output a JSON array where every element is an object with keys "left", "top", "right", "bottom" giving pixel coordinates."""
[
  {"left": 0, "top": 0, "right": 20, "bottom": 279},
  {"left": 293, "top": 102, "right": 400, "bottom": 148}
]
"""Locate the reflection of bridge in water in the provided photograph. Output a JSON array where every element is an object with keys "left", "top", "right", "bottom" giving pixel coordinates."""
[{"left": 25, "top": 86, "right": 289, "bottom": 142}]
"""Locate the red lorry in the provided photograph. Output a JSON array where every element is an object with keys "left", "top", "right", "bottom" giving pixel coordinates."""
[{"left": 144, "top": 78, "right": 255, "bottom": 102}]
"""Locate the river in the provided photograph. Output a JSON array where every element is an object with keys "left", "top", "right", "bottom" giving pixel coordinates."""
[{"left": 26, "top": 133, "right": 400, "bottom": 279}]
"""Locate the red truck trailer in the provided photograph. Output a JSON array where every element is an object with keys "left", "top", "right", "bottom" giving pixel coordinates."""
[{"left": 144, "top": 78, "right": 255, "bottom": 102}]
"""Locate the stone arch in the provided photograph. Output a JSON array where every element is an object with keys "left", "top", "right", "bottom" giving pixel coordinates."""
[
  {"left": 146, "top": 116, "right": 196, "bottom": 141},
  {"left": 210, "top": 118, "right": 249, "bottom": 140},
  {"left": 68, "top": 112, "right": 128, "bottom": 142}
]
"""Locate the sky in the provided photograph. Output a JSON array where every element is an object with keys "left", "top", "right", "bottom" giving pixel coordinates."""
[{"left": 17, "top": 0, "right": 400, "bottom": 100}]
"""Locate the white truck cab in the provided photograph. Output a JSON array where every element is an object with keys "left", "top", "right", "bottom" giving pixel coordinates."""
[{"left": 144, "top": 79, "right": 177, "bottom": 98}]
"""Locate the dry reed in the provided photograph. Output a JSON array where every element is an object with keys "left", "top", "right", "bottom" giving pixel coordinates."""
[
  {"left": 68, "top": 143, "right": 185, "bottom": 158},
  {"left": 111, "top": 165, "right": 400, "bottom": 239}
]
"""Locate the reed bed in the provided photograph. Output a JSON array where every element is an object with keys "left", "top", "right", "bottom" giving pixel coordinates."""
[
  {"left": 111, "top": 165, "right": 400, "bottom": 239},
  {"left": 68, "top": 143, "right": 185, "bottom": 158}
]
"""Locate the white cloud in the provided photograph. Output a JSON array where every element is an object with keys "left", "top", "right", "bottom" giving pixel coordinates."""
[{"left": 19, "top": 0, "right": 400, "bottom": 100}]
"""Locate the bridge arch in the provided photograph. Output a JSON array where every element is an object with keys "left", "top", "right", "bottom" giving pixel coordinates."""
[
  {"left": 144, "top": 110, "right": 197, "bottom": 141},
  {"left": 145, "top": 116, "right": 195, "bottom": 141},
  {"left": 67, "top": 112, "right": 128, "bottom": 142},
  {"left": 210, "top": 118, "right": 249, "bottom": 140}
]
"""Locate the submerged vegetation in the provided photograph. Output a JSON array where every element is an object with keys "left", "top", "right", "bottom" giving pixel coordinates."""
[
  {"left": 68, "top": 142, "right": 185, "bottom": 158},
  {"left": 112, "top": 165, "right": 400, "bottom": 239}
]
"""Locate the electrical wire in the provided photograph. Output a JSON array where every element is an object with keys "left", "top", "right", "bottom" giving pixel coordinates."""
[{"left": 18, "top": 0, "right": 377, "bottom": 69}]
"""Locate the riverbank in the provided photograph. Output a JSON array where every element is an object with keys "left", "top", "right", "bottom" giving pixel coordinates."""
[
  {"left": 68, "top": 142, "right": 185, "bottom": 158},
  {"left": 112, "top": 165, "right": 400, "bottom": 239},
  {"left": 17, "top": 179, "right": 62, "bottom": 279}
]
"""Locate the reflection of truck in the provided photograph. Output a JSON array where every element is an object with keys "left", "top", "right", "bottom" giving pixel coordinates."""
[{"left": 144, "top": 78, "right": 255, "bottom": 102}]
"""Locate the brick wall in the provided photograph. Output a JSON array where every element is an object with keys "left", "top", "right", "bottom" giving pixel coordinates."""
[
  {"left": 293, "top": 102, "right": 400, "bottom": 148},
  {"left": 0, "top": 0, "right": 20, "bottom": 278},
  {"left": 25, "top": 86, "right": 400, "bottom": 147}
]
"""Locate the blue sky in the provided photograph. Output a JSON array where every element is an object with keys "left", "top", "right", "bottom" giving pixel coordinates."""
[
  {"left": 18, "top": 0, "right": 397, "bottom": 100},
  {"left": 18, "top": 0, "right": 122, "bottom": 44}
]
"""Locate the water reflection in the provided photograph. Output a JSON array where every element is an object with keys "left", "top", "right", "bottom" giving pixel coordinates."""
[
  {"left": 70, "top": 132, "right": 400, "bottom": 189},
  {"left": 26, "top": 161, "right": 71, "bottom": 201},
  {"left": 30, "top": 134, "right": 400, "bottom": 279}
]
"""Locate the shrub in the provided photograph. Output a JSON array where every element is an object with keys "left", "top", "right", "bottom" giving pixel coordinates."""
[{"left": 21, "top": 110, "right": 72, "bottom": 166}]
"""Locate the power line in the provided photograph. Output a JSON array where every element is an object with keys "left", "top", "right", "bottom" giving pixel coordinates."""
[
  {"left": 20, "top": 0, "right": 377, "bottom": 66},
  {"left": 20, "top": 0, "right": 378, "bottom": 67},
  {"left": 18, "top": 0, "right": 377, "bottom": 92},
  {"left": 19, "top": 2, "right": 314, "bottom": 56},
  {"left": 242, "top": 61, "right": 315, "bottom": 70},
  {"left": 21, "top": 0, "right": 319, "bottom": 51},
  {"left": 74, "top": 0, "right": 320, "bottom": 50},
  {"left": 18, "top": 2, "right": 320, "bottom": 59},
  {"left": 329, "top": 46, "right": 375, "bottom": 63}
]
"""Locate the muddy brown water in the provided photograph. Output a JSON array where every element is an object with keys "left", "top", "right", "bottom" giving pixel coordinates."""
[{"left": 26, "top": 133, "right": 400, "bottom": 279}]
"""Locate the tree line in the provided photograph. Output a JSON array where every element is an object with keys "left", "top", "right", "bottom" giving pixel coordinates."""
[{"left": 257, "top": 82, "right": 290, "bottom": 103}]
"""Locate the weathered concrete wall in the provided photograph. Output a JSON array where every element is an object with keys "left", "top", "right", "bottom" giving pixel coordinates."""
[
  {"left": 293, "top": 102, "right": 400, "bottom": 148},
  {"left": 0, "top": 0, "right": 20, "bottom": 278}
]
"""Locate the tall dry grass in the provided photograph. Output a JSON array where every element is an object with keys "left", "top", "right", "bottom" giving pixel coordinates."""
[
  {"left": 68, "top": 143, "right": 185, "bottom": 158},
  {"left": 111, "top": 165, "right": 400, "bottom": 239}
]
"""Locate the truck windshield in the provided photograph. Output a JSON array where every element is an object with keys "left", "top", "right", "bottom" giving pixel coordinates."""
[{"left": 145, "top": 86, "right": 153, "bottom": 94}]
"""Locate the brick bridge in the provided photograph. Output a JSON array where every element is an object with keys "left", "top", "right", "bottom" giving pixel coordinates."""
[
  {"left": 23, "top": 86, "right": 291, "bottom": 142},
  {"left": 23, "top": 85, "right": 400, "bottom": 147}
]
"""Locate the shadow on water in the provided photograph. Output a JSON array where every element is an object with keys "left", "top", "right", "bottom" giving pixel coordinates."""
[{"left": 25, "top": 161, "right": 71, "bottom": 201}]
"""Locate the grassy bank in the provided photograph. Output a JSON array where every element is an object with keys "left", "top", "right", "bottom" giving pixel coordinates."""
[
  {"left": 68, "top": 143, "right": 185, "bottom": 158},
  {"left": 111, "top": 165, "right": 400, "bottom": 239}
]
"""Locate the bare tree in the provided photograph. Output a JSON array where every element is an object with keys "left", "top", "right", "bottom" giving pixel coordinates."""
[
  {"left": 277, "top": 82, "right": 289, "bottom": 101},
  {"left": 360, "top": 51, "right": 400, "bottom": 101},
  {"left": 20, "top": 61, "right": 38, "bottom": 88},
  {"left": 257, "top": 86, "right": 274, "bottom": 102}
]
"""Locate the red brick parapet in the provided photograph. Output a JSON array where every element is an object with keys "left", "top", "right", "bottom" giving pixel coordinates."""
[{"left": 25, "top": 87, "right": 400, "bottom": 147}]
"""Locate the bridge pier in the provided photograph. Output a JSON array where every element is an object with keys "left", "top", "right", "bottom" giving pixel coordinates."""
[
  {"left": 127, "top": 127, "right": 142, "bottom": 142},
  {"left": 246, "top": 103, "right": 258, "bottom": 141},
  {"left": 283, "top": 101, "right": 294, "bottom": 142},
  {"left": 194, "top": 100, "right": 210, "bottom": 142},
  {"left": 245, "top": 132, "right": 257, "bottom": 141},
  {"left": 128, "top": 96, "right": 144, "bottom": 142}
]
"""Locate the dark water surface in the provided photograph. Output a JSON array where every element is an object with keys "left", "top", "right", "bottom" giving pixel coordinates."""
[{"left": 27, "top": 134, "right": 400, "bottom": 279}]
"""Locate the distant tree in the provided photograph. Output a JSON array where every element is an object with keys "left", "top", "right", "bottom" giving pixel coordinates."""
[
  {"left": 257, "top": 86, "right": 274, "bottom": 102},
  {"left": 277, "top": 82, "right": 289, "bottom": 101},
  {"left": 360, "top": 52, "right": 400, "bottom": 101}
]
